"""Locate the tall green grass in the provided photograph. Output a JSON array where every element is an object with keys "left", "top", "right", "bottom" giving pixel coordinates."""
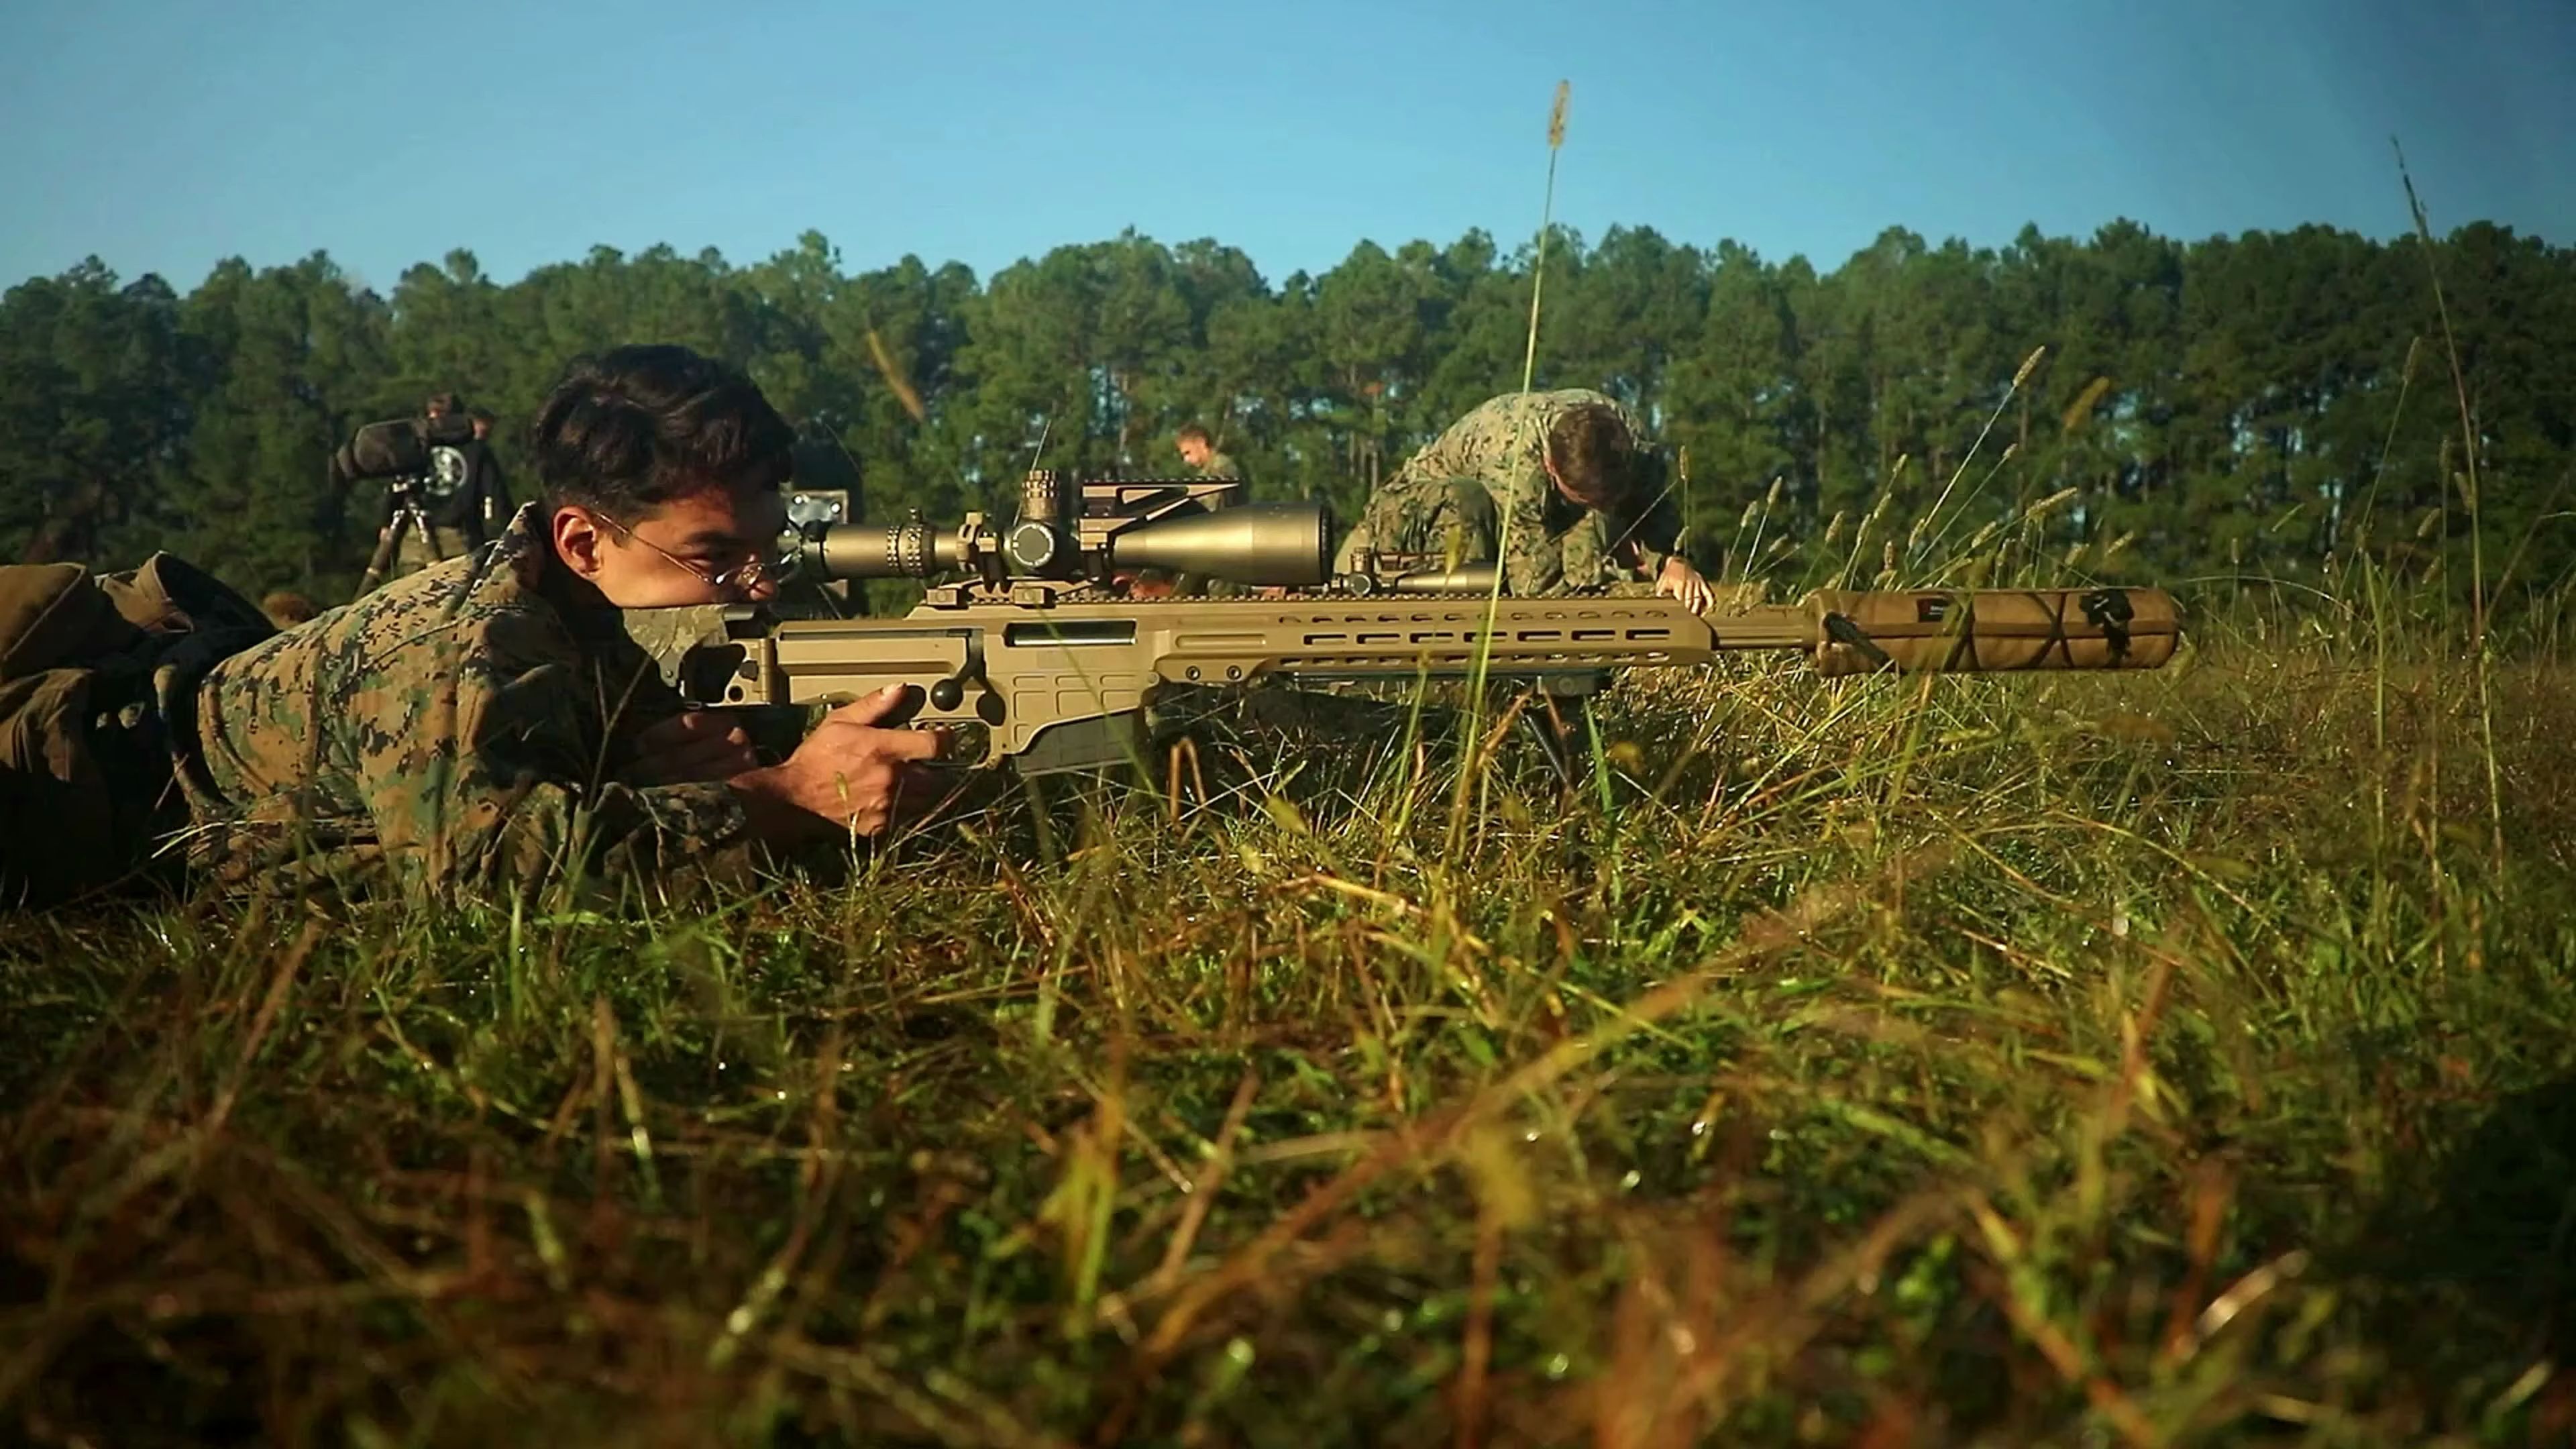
[{"left": 8, "top": 496, "right": 2576, "bottom": 1445}]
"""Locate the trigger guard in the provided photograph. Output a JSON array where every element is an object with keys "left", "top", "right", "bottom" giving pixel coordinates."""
[{"left": 929, "top": 720, "right": 991, "bottom": 765}]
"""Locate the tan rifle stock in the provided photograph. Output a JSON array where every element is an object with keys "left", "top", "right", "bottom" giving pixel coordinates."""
[
  {"left": 640, "top": 584, "right": 2183, "bottom": 776},
  {"left": 625, "top": 472, "right": 2180, "bottom": 775}
]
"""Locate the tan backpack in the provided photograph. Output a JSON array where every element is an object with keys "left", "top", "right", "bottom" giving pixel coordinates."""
[{"left": 0, "top": 555, "right": 274, "bottom": 908}]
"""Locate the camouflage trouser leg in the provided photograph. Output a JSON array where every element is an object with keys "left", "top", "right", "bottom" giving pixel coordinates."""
[
  {"left": 394, "top": 526, "right": 472, "bottom": 578},
  {"left": 1332, "top": 473, "right": 1502, "bottom": 576}
]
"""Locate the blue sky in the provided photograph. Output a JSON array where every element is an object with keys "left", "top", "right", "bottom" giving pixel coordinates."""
[{"left": 5, "top": 0, "right": 2569, "bottom": 296}]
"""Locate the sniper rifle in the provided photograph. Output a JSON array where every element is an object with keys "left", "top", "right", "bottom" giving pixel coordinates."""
[{"left": 623, "top": 472, "right": 2184, "bottom": 778}]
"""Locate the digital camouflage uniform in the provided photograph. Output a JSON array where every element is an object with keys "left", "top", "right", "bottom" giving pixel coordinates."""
[
  {"left": 172, "top": 504, "right": 760, "bottom": 902},
  {"left": 1197, "top": 448, "right": 1244, "bottom": 483},
  {"left": 1333, "top": 388, "right": 1685, "bottom": 593}
]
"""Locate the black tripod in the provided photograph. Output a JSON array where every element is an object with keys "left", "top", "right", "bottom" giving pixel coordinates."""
[{"left": 357, "top": 476, "right": 447, "bottom": 595}]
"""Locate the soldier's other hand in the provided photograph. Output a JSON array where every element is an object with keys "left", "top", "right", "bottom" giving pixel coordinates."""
[
  {"left": 731, "top": 685, "right": 948, "bottom": 842},
  {"left": 627, "top": 709, "right": 760, "bottom": 785},
  {"left": 1656, "top": 556, "right": 1715, "bottom": 615}
]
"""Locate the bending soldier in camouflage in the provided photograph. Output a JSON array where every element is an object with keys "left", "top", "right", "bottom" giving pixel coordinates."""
[
  {"left": 1334, "top": 388, "right": 1715, "bottom": 611},
  {"left": 175, "top": 345, "right": 947, "bottom": 902}
]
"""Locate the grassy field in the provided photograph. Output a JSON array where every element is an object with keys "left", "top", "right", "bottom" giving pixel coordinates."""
[{"left": 8, "top": 570, "right": 2576, "bottom": 1447}]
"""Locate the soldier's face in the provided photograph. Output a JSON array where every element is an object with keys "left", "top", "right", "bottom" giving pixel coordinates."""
[
  {"left": 1178, "top": 438, "right": 1208, "bottom": 466},
  {"left": 551, "top": 482, "right": 789, "bottom": 607}
]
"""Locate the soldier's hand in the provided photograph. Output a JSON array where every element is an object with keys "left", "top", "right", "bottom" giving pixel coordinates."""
[
  {"left": 729, "top": 685, "right": 948, "bottom": 842},
  {"left": 1656, "top": 556, "right": 1716, "bottom": 615},
  {"left": 627, "top": 710, "right": 760, "bottom": 785}
]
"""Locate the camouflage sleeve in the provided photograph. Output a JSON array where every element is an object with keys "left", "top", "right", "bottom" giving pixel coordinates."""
[
  {"left": 1492, "top": 460, "right": 1568, "bottom": 595},
  {"left": 361, "top": 607, "right": 765, "bottom": 902}
]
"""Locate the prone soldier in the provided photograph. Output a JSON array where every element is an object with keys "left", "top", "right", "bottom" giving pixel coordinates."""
[{"left": 178, "top": 345, "right": 949, "bottom": 902}]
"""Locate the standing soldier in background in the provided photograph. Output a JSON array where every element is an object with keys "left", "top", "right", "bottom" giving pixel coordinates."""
[
  {"left": 464, "top": 405, "right": 513, "bottom": 537},
  {"left": 1333, "top": 387, "right": 1715, "bottom": 612},
  {"left": 367, "top": 392, "right": 515, "bottom": 582},
  {"left": 1175, "top": 424, "right": 1244, "bottom": 486},
  {"left": 1127, "top": 424, "right": 1250, "bottom": 599}
]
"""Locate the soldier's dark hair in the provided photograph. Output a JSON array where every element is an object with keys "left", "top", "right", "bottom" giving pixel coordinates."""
[
  {"left": 1177, "top": 423, "right": 1211, "bottom": 446},
  {"left": 424, "top": 392, "right": 460, "bottom": 417},
  {"left": 528, "top": 344, "right": 794, "bottom": 521},
  {"left": 1544, "top": 405, "right": 1635, "bottom": 509}
]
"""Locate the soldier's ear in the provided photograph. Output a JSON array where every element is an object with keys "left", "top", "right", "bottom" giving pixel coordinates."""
[{"left": 551, "top": 506, "right": 608, "bottom": 581}]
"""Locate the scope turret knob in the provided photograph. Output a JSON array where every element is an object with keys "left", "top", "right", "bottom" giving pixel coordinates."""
[{"left": 1006, "top": 519, "right": 1061, "bottom": 572}]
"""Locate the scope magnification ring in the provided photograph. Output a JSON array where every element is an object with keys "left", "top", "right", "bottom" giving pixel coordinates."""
[{"left": 888, "top": 522, "right": 928, "bottom": 577}]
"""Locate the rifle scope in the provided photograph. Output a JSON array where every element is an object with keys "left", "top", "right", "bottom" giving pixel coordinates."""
[{"left": 806, "top": 499, "right": 1334, "bottom": 589}]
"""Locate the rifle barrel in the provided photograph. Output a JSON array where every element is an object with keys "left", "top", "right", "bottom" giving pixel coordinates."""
[{"left": 1798, "top": 587, "right": 2181, "bottom": 674}]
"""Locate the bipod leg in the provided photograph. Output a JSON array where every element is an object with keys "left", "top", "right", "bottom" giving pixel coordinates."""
[
  {"left": 1517, "top": 686, "right": 1588, "bottom": 795},
  {"left": 417, "top": 508, "right": 447, "bottom": 564}
]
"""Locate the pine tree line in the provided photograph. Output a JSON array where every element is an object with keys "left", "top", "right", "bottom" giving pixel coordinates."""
[{"left": 3, "top": 219, "right": 2567, "bottom": 608}]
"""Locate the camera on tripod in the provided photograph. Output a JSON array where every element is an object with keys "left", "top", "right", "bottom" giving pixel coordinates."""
[
  {"left": 327, "top": 413, "right": 480, "bottom": 498},
  {"left": 333, "top": 412, "right": 486, "bottom": 594}
]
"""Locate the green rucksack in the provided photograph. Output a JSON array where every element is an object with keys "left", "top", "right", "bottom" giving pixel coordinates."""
[{"left": 0, "top": 555, "right": 274, "bottom": 908}]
